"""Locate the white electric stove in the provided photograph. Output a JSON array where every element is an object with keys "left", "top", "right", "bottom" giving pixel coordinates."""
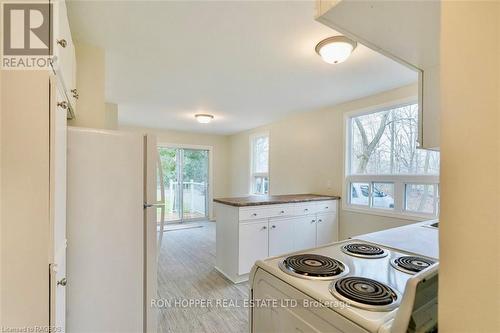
[{"left": 249, "top": 239, "right": 438, "bottom": 333}]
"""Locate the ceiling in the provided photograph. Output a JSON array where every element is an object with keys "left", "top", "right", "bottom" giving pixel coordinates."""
[{"left": 67, "top": 1, "right": 417, "bottom": 135}]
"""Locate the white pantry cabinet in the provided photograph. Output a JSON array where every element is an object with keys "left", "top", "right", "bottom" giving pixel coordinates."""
[
  {"left": 1, "top": 72, "right": 68, "bottom": 328},
  {"left": 215, "top": 199, "right": 339, "bottom": 283}
]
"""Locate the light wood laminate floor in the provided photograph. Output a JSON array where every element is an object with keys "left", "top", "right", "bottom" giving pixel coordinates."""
[{"left": 157, "top": 221, "right": 249, "bottom": 333}]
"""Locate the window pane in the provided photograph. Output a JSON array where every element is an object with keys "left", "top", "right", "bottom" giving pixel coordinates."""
[
  {"left": 253, "top": 176, "right": 269, "bottom": 195},
  {"left": 372, "top": 182, "right": 394, "bottom": 209},
  {"left": 350, "top": 182, "right": 369, "bottom": 206},
  {"left": 350, "top": 104, "right": 440, "bottom": 175},
  {"left": 253, "top": 136, "right": 269, "bottom": 173},
  {"left": 405, "top": 184, "right": 436, "bottom": 214}
]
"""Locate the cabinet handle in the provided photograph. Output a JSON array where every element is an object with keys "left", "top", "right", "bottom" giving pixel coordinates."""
[
  {"left": 311, "top": 219, "right": 316, "bottom": 223},
  {"left": 271, "top": 225, "right": 276, "bottom": 229},
  {"left": 280, "top": 210, "right": 285, "bottom": 214},
  {"left": 71, "top": 89, "right": 79, "bottom": 99},
  {"left": 57, "top": 277, "right": 67, "bottom": 287},
  {"left": 304, "top": 208, "right": 309, "bottom": 212},
  {"left": 57, "top": 39, "right": 67, "bottom": 48},
  {"left": 57, "top": 101, "right": 68, "bottom": 110},
  {"left": 252, "top": 213, "right": 258, "bottom": 217},
  {"left": 318, "top": 219, "right": 323, "bottom": 223},
  {"left": 325, "top": 207, "right": 329, "bottom": 209},
  {"left": 262, "top": 226, "right": 267, "bottom": 230}
]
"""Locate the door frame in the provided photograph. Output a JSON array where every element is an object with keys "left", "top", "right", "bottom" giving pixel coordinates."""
[{"left": 157, "top": 143, "right": 214, "bottom": 221}]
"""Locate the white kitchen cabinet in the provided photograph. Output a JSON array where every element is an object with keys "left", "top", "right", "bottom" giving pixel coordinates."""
[
  {"left": 268, "top": 217, "right": 296, "bottom": 257},
  {"left": 216, "top": 198, "right": 339, "bottom": 283},
  {"left": 1, "top": 71, "right": 67, "bottom": 327},
  {"left": 316, "top": 212, "right": 338, "bottom": 246},
  {"left": 238, "top": 220, "right": 269, "bottom": 275},
  {"left": 293, "top": 216, "right": 317, "bottom": 250},
  {"left": 316, "top": 0, "right": 440, "bottom": 149},
  {"left": 51, "top": 0, "right": 77, "bottom": 118}
]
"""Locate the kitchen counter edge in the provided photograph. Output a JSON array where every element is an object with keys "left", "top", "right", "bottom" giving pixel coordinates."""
[{"left": 213, "top": 194, "right": 341, "bottom": 207}]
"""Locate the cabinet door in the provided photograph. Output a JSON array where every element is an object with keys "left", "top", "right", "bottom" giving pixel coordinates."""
[
  {"left": 316, "top": 213, "right": 338, "bottom": 246},
  {"left": 49, "top": 80, "right": 67, "bottom": 330},
  {"left": 52, "top": 0, "right": 77, "bottom": 107},
  {"left": 238, "top": 221, "right": 269, "bottom": 275},
  {"left": 268, "top": 217, "right": 296, "bottom": 257},
  {"left": 293, "top": 216, "right": 317, "bottom": 251}
]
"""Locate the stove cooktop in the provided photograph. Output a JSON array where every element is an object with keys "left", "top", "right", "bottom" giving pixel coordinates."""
[
  {"left": 279, "top": 253, "right": 349, "bottom": 280},
  {"left": 255, "top": 239, "right": 438, "bottom": 333},
  {"left": 391, "top": 256, "right": 436, "bottom": 275},
  {"left": 329, "top": 276, "right": 401, "bottom": 311},
  {"left": 341, "top": 242, "right": 388, "bottom": 258}
]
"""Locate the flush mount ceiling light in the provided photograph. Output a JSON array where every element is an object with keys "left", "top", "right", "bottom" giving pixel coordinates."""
[
  {"left": 195, "top": 114, "right": 214, "bottom": 124},
  {"left": 315, "top": 36, "right": 357, "bottom": 64}
]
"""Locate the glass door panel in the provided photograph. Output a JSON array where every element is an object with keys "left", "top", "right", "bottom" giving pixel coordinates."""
[
  {"left": 157, "top": 147, "right": 209, "bottom": 224},
  {"left": 158, "top": 147, "right": 181, "bottom": 222},
  {"left": 182, "top": 149, "right": 209, "bottom": 221}
]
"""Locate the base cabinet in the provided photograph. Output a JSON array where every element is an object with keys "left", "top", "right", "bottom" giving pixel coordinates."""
[
  {"left": 316, "top": 212, "right": 338, "bottom": 246},
  {"left": 293, "top": 216, "right": 318, "bottom": 250},
  {"left": 238, "top": 221, "right": 269, "bottom": 275},
  {"left": 269, "top": 217, "right": 296, "bottom": 257},
  {"left": 216, "top": 200, "right": 339, "bottom": 283}
]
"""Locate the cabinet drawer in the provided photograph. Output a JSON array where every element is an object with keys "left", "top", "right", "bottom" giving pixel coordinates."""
[
  {"left": 294, "top": 203, "right": 319, "bottom": 216},
  {"left": 266, "top": 204, "right": 295, "bottom": 218},
  {"left": 315, "top": 200, "right": 337, "bottom": 214},
  {"left": 239, "top": 207, "right": 272, "bottom": 221},
  {"left": 239, "top": 204, "right": 295, "bottom": 221}
]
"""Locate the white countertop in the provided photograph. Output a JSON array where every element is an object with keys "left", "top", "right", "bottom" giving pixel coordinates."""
[{"left": 355, "top": 220, "right": 439, "bottom": 259}]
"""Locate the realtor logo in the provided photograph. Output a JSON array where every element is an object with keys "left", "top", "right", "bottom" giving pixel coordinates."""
[{"left": 2, "top": 2, "right": 52, "bottom": 68}]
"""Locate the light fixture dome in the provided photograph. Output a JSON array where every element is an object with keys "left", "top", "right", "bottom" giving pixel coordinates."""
[
  {"left": 195, "top": 113, "right": 214, "bottom": 124},
  {"left": 315, "top": 36, "right": 357, "bottom": 64}
]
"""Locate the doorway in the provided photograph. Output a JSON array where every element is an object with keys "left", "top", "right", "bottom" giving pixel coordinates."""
[{"left": 157, "top": 146, "right": 210, "bottom": 223}]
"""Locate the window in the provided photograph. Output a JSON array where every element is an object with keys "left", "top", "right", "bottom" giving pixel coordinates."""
[
  {"left": 250, "top": 133, "right": 269, "bottom": 195},
  {"left": 346, "top": 103, "right": 440, "bottom": 218}
]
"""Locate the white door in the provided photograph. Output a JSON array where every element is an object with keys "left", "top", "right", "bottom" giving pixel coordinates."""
[
  {"left": 293, "top": 216, "right": 317, "bottom": 251},
  {"left": 49, "top": 80, "right": 67, "bottom": 331},
  {"left": 268, "top": 217, "right": 296, "bottom": 257},
  {"left": 316, "top": 212, "right": 338, "bottom": 246},
  {"left": 238, "top": 221, "right": 269, "bottom": 275}
]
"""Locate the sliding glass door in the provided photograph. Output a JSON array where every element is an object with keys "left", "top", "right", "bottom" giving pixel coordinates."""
[{"left": 158, "top": 147, "right": 209, "bottom": 223}]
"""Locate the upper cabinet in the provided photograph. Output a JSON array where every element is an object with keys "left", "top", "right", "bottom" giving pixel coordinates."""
[
  {"left": 51, "top": 0, "right": 77, "bottom": 119},
  {"left": 316, "top": 0, "right": 440, "bottom": 150}
]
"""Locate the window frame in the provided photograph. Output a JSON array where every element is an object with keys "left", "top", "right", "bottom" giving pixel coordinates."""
[
  {"left": 343, "top": 99, "right": 440, "bottom": 220},
  {"left": 249, "top": 132, "right": 270, "bottom": 195}
]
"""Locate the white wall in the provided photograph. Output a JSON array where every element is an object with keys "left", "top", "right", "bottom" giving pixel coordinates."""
[
  {"left": 228, "top": 83, "right": 422, "bottom": 239},
  {"left": 439, "top": 2, "right": 500, "bottom": 331},
  {"left": 104, "top": 103, "right": 118, "bottom": 130},
  {"left": 121, "top": 126, "right": 231, "bottom": 219}
]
